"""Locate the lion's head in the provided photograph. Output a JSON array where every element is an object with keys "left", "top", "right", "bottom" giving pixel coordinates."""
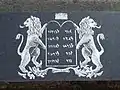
[
  {"left": 77, "top": 16, "right": 101, "bottom": 38},
  {"left": 20, "top": 16, "right": 43, "bottom": 37}
]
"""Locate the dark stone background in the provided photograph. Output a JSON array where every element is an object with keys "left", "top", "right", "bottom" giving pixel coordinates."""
[{"left": 1, "top": 0, "right": 120, "bottom": 90}]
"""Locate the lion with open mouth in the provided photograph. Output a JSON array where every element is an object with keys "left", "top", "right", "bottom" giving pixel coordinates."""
[
  {"left": 16, "top": 16, "right": 47, "bottom": 79},
  {"left": 74, "top": 16, "right": 105, "bottom": 76}
]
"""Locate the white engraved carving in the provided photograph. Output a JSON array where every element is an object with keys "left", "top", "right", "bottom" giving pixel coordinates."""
[
  {"left": 16, "top": 15, "right": 105, "bottom": 79},
  {"left": 48, "top": 44, "right": 59, "bottom": 48},
  {"left": 48, "top": 51, "right": 60, "bottom": 56},
  {"left": 48, "top": 36, "right": 59, "bottom": 41},
  {"left": 55, "top": 13, "right": 68, "bottom": 20},
  {"left": 63, "top": 43, "right": 74, "bottom": 48},
  {"left": 63, "top": 36, "right": 74, "bottom": 41},
  {"left": 48, "top": 29, "right": 59, "bottom": 34},
  {"left": 65, "top": 29, "right": 72, "bottom": 33},
  {"left": 66, "top": 51, "right": 73, "bottom": 55},
  {"left": 74, "top": 16, "right": 105, "bottom": 78},
  {"left": 16, "top": 16, "right": 47, "bottom": 79}
]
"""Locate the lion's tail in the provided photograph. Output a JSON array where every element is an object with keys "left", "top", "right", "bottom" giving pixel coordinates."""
[
  {"left": 16, "top": 33, "right": 24, "bottom": 56},
  {"left": 97, "top": 33, "right": 105, "bottom": 55}
]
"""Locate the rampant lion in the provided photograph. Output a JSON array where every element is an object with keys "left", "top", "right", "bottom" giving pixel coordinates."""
[
  {"left": 16, "top": 16, "right": 47, "bottom": 77},
  {"left": 74, "top": 16, "right": 105, "bottom": 74}
]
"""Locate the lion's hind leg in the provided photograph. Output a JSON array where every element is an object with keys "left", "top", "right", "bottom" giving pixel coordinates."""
[
  {"left": 91, "top": 55, "right": 103, "bottom": 73},
  {"left": 81, "top": 47, "right": 91, "bottom": 68},
  {"left": 31, "top": 47, "right": 42, "bottom": 68},
  {"left": 19, "top": 52, "right": 30, "bottom": 73}
]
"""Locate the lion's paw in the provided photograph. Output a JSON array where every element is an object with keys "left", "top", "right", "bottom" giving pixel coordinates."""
[
  {"left": 43, "top": 46, "right": 47, "bottom": 50},
  {"left": 28, "top": 74, "right": 35, "bottom": 79},
  {"left": 76, "top": 45, "right": 80, "bottom": 50},
  {"left": 27, "top": 72, "right": 36, "bottom": 79}
]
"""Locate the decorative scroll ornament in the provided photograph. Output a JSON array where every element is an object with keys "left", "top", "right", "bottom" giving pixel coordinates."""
[{"left": 16, "top": 15, "right": 105, "bottom": 79}]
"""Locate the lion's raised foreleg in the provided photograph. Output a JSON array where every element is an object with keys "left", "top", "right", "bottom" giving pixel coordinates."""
[
  {"left": 32, "top": 47, "right": 42, "bottom": 68},
  {"left": 35, "top": 37, "right": 46, "bottom": 50},
  {"left": 38, "top": 39, "right": 46, "bottom": 50},
  {"left": 76, "top": 35, "right": 90, "bottom": 50},
  {"left": 81, "top": 47, "right": 91, "bottom": 67}
]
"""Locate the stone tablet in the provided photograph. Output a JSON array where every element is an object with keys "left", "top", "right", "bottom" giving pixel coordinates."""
[
  {"left": 0, "top": 12, "right": 120, "bottom": 81},
  {"left": 46, "top": 19, "right": 77, "bottom": 67}
]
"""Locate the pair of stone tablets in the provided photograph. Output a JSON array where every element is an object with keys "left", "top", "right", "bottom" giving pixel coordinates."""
[{"left": 0, "top": 12, "right": 119, "bottom": 81}]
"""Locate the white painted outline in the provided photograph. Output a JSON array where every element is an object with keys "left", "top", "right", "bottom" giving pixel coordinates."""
[
  {"left": 45, "top": 28, "right": 47, "bottom": 68},
  {"left": 75, "top": 27, "right": 78, "bottom": 66}
]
